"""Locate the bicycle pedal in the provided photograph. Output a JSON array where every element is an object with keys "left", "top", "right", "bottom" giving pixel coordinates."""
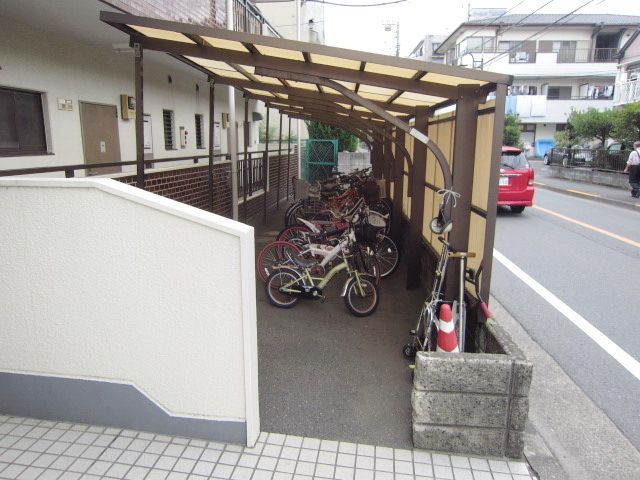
[{"left": 409, "top": 329, "right": 417, "bottom": 336}]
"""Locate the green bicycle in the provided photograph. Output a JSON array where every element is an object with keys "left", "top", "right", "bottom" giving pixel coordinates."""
[{"left": 264, "top": 230, "right": 380, "bottom": 317}]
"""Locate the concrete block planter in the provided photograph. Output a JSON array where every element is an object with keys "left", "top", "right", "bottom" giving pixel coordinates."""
[{"left": 412, "top": 319, "right": 533, "bottom": 458}]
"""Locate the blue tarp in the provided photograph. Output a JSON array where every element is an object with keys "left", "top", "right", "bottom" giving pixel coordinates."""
[{"left": 534, "top": 139, "right": 555, "bottom": 157}]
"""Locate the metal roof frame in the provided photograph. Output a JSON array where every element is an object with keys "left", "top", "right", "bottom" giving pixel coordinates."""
[
  {"left": 100, "top": 10, "right": 512, "bottom": 191},
  {"left": 100, "top": 10, "right": 513, "bottom": 295}
]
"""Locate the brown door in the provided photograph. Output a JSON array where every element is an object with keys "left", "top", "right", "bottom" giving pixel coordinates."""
[{"left": 79, "top": 102, "right": 122, "bottom": 175}]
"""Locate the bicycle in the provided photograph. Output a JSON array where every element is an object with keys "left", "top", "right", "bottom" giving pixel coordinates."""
[
  {"left": 402, "top": 236, "right": 474, "bottom": 357},
  {"left": 258, "top": 224, "right": 382, "bottom": 285},
  {"left": 264, "top": 230, "right": 380, "bottom": 317}
]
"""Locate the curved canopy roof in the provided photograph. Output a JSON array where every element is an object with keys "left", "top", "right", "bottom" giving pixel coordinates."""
[{"left": 101, "top": 10, "right": 512, "bottom": 143}]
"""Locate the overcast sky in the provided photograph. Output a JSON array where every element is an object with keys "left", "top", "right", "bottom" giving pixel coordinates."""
[{"left": 322, "top": 0, "right": 640, "bottom": 56}]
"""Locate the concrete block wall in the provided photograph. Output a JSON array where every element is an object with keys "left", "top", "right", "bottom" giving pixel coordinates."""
[
  {"left": 550, "top": 165, "right": 629, "bottom": 189},
  {"left": 412, "top": 323, "right": 533, "bottom": 458},
  {"left": 338, "top": 152, "right": 371, "bottom": 173}
]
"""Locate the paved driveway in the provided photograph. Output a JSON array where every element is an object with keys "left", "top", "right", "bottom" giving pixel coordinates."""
[{"left": 250, "top": 206, "right": 424, "bottom": 449}]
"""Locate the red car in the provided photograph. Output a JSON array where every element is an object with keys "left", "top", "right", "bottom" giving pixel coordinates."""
[{"left": 498, "top": 146, "right": 535, "bottom": 213}]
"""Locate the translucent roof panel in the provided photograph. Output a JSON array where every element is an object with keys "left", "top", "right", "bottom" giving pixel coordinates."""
[
  {"left": 127, "top": 25, "right": 195, "bottom": 44},
  {"left": 423, "top": 72, "right": 489, "bottom": 87},
  {"left": 201, "top": 37, "right": 250, "bottom": 52},
  {"left": 363, "top": 63, "right": 417, "bottom": 79},
  {"left": 309, "top": 54, "right": 361, "bottom": 71},
  {"left": 253, "top": 45, "right": 305, "bottom": 62}
]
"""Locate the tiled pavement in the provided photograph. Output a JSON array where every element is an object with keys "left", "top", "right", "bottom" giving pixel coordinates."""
[{"left": 0, "top": 415, "right": 536, "bottom": 480}]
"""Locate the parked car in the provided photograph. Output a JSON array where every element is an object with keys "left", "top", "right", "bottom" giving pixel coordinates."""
[
  {"left": 543, "top": 145, "right": 593, "bottom": 166},
  {"left": 499, "top": 146, "right": 535, "bottom": 213},
  {"left": 591, "top": 142, "right": 631, "bottom": 170}
]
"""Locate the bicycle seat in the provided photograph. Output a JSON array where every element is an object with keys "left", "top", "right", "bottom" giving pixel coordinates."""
[{"left": 290, "top": 255, "right": 318, "bottom": 269}]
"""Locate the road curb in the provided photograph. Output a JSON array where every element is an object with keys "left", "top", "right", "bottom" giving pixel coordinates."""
[{"left": 534, "top": 182, "right": 640, "bottom": 212}]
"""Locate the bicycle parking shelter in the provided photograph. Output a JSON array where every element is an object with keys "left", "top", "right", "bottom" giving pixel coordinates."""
[{"left": 100, "top": 10, "right": 513, "bottom": 303}]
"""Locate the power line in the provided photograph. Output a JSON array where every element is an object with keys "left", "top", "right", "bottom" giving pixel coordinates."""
[{"left": 480, "top": 0, "right": 601, "bottom": 68}]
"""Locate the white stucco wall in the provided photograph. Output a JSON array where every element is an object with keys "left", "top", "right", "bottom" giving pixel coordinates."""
[
  {"left": 0, "top": 14, "right": 264, "bottom": 174},
  {"left": 0, "top": 178, "right": 259, "bottom": 442}
]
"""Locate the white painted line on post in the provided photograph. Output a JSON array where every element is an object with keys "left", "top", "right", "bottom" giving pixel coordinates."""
[{"left": 493, "top": 249, "right": 640, "bottom": 382}]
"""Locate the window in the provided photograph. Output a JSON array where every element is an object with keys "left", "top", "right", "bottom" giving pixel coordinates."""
[
  {"left": 501, "top": 41, "right": 536, "bottom": 63},
  {"left": 0, "top": 87, "right": 47, "bottom": 156},
  {"left": 432, "top": 43, "right": 441, "bottom": 53},
  {"left": 163, "top": 109, "right": 176, "bottom": 150},
  {"left": 195, "top": 114, "right": 205, "bottom": 149},
  {"left": 520, "top": 124, "right": 536, "bottom": 133},
  {"left": 547, "top": 86, "right": 572, "bottom": 100},
  {"left": 464, "top": 36, "right": 495, "bottom": 53}
]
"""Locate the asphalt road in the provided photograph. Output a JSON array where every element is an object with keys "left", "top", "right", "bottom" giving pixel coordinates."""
[{"left": 492, "top": 187, "right": 640, "bottom": 450}]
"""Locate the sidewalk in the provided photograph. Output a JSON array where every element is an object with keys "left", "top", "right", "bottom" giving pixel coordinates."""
[
  {"left": 0, "top": 415, "right": 535, "bottom": 480},
  {"left": 529, "top": 159, "right": 640, "bottom": 210}
]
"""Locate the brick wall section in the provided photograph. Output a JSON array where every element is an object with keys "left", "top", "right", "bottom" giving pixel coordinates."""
[
  {"left": 114, "top": 163, "right": 233, "bottom": 218},
  {"left": 239, "top": 153, "right": 297, "bottom": 223},
  {"left": 105, "top": 0, "right": 226, "bottom": 28},
  {"left": 113, "top": 154, "right": 296, "bottom": 222}
]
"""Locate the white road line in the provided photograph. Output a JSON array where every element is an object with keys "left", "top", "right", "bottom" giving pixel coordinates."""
[{"left": 493, "top": 249, "right": 640, "bottom": 382}]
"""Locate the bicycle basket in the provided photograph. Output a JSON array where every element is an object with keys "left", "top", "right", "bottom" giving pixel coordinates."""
[
  {"left": 367, "top": 213, "right": 387, "bottom": 228},
  {"left": 354, "top": 223, "right": 382, "bottom": 244},
  {"left": 360, "top": 179, "right": 380, "bottom": 203}
]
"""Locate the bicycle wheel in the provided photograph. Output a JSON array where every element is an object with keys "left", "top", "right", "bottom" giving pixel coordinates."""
[
  {"left": 344, "top": 276, "right": 379, "bottom": 317},
  {"left": 353, "top": 246, "right": 382, "bottom": 286},
  {"left": 285, "top": 202, "right": 306, "bottom": 226},
  {"left": 256, "top": 241, "right": 302, "bottom": 282},
  {"left": 277, "top": 225, "right": 312, "bottom": 247},
  {"left": 265, "top": 268, "right": 302, "bottom": 308},
  {"left": 375, "top": 235, "right": 400, "bottom": 278}
]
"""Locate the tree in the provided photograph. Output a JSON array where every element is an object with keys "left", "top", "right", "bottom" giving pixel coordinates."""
[
  {"left": 553, "top": 127, "right": 584, "bottom": 148},
  {"left": 258, "top": 120, "right": 279, "bottom": 142},
  {"left": 611, "top": 102, "right": 640, "bottom": 146},
  {"left": 503, "top": 113, "right": 523, "bottom": 148},
  {"left": 305, "top": 121, "right": 359, "bottom": 152},
  {"left": 566, "top": 107, "right": 616, "bottom": 147}
]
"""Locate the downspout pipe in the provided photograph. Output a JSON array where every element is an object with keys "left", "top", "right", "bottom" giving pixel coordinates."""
[{"left": 227, "top": 0, "right": 239, "bottom": 220}]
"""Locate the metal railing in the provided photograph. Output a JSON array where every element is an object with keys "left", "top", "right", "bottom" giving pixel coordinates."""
[
  {"left": 613, "top": 79, "right": 640, "bottom": 106},
  {"left": 556, "top": 48, "right": 617, "bottom": 63},
  {"left": 547, "top": 147, "right": 629, "bottom": 171},
  {"left": 233, "top": 0, "right": 281, "bottom": 37},
  {"left": 237, "top": 151, "right": 265, "bottom": 198},
  {"left": 454, "top": 47, "right": 619, "bottom": 66},
  {"left": 0, "top": 154, "right": 226, "bottom": 178}
]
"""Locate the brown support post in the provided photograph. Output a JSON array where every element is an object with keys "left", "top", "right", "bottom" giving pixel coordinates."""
[
  {"left": 444, "top": 85, "right": 483, "bottom": 312},
  {"left": 481, "top": 84, "right": 508, "bottom": 303},
  {"left": 392, "top": 129, "right": 406, "bottom": 238},
  {"left": 406, "top": 106, "right": 429, "bottom": 290},
  {"left": 134, "top": 42, "right": 145, "bottom": 190},
  {"left": 277, "top": 113, "right": 283, "bottom": 210},
  {"left": 287, "top": 116, "right": 292, "bottom": 199},
  {"left": 448, "top": 85, "right": 483, "bottom": 253},
  {"left": 263, "top": 106, "right": 270, "bottom": 225},
  {"left": 383, "top": 127, "right": 394, "bottom": 192},
  {"left": 208, "top": 78, "right": 215, "bottom": 212},
  {"left": 243, "top": 95, "right": 249, "bottom": 221}
]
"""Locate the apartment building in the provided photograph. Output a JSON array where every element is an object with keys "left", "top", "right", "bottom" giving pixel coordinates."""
[
  {"left": 614, "top": 29, "right": 640, "bottom": 106},
  {"left": 436, "top": 14, "right": 640, "bottom": 147},
  {"left": 407, "top": 35, "right": 447, "bottom": 63},
  {"left": 0, "top": 0, "right": 277, "bottom": 175}
]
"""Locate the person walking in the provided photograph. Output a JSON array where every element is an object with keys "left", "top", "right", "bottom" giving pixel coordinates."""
[{"left": 623, "top": 141, "right": 640, "bottom": 198}]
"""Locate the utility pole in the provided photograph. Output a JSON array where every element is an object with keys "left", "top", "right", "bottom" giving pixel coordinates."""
[{"left": 382, "top": 21, "right": 400, "bottom": 56}]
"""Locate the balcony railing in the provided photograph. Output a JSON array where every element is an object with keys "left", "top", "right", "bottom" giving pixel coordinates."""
[
  {"left": 556, "top": 48, "right": 618, "bottom": 63},
  {"left": 613, "top": 79, "right": 640, "bottom": 106},
  {"left": 233, "top": 0, "right": 280, "bottom": 37},
  {"left": 454, "top": 47, "right": 619, "bottom": 66}
]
